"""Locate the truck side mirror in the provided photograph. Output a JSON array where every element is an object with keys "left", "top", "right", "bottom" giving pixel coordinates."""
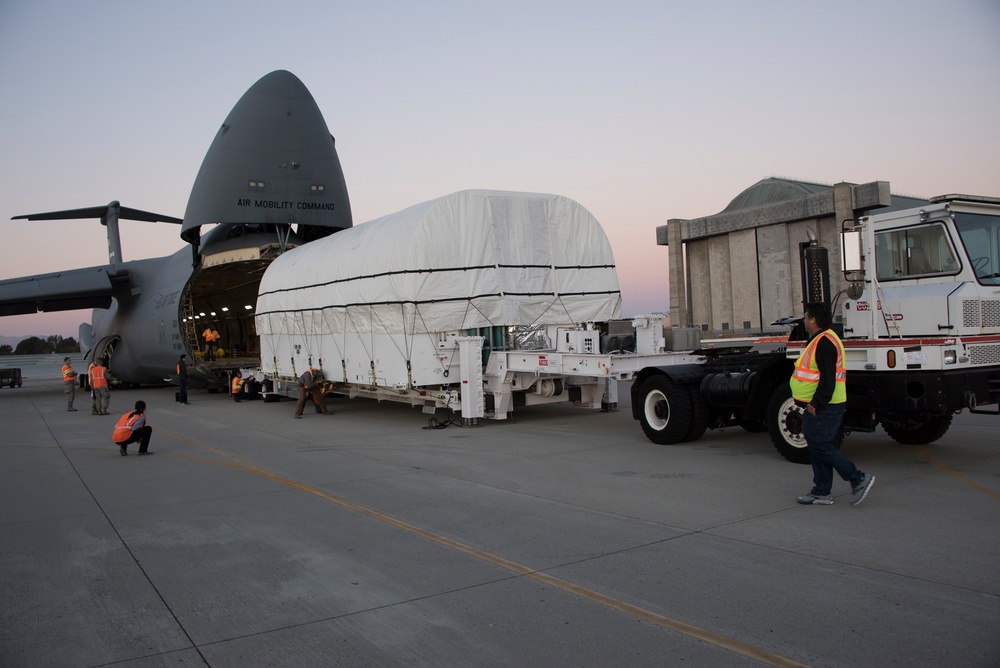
[
  {"left": 841, "top": 221, "right": 863, "bottom": 276},
  {"left": 841, "top": 220, "right": 864, "bottom": 299}
]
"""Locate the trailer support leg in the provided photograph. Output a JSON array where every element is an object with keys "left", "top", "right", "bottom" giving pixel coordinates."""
[{"left": 457, "top": 336, "right": 486, "bottom": 426}]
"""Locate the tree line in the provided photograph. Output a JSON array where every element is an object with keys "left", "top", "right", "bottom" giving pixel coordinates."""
[{"left": 0, "top": 335, "right": 80, "bottom": 356}]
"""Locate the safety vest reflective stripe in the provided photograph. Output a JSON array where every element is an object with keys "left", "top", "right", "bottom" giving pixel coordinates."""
[
  {"left": 113, "top": 412, "right": 140, "bottom": 442},
  {"left": 232, "top": 378, "right": 244, "bottom": 393},
  {"left": 789, "top": 330, "right": 847, "bottom": 404},
  {"left": 91, "top": 367, "right": 108, "bottom": 388},
  {"left": 62, "top": 365, "right": 75, "bottom": 382}
]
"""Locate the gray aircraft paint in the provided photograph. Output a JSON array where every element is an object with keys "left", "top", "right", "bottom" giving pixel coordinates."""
[{"left": 0, "top": 70, "right": 352, "bottom": 388}]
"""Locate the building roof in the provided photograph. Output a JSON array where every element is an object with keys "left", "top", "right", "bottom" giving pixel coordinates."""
[
  {"left": 720, "top": 177, "right": 927, "bottom": 215},
  {"left": 722, "top": 177, "right": 832, "bottom": 213}
]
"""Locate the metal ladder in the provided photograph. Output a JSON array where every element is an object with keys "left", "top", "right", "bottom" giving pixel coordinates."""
[{"left": 181, "top": 295, "right": 201, "bottom": 356}]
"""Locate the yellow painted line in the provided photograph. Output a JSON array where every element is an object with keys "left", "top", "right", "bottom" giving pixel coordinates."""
[
  {"left": 157, "top": 427, "right": 811, "bottom": 668},
  {"left": 915, "top": 446, "right": 1000, "bottom": 501}
]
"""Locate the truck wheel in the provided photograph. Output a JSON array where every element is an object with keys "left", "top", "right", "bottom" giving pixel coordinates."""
[
  {"left": 638, "top": 375, "right": 693, "bottom": 445},
  {"left": 767, "top": 385, "right": 810, "bottom": 463},
  {"left": 881, "top": 414, "right": 953, "bottom": 445},
  {"left": 767, "top": 385, "right": 844, "bottom": 464},
  {"left": 685, "top": 385, "right": 711, "bottom": 442}
]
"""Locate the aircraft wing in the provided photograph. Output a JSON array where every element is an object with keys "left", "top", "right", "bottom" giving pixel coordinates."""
[
  {"left": 12, "top": 204, "right": 182, "bottom": 224},
  {"left": 0, "top": 265, "right": 128, "bottom": 316},
  {"left": 3, "top": 201, "right": 179, "bottom": 315}
]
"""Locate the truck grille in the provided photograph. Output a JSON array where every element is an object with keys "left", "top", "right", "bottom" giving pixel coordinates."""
[
  {"left": 969, "top": 344, "right": 1000, "bottom": 366},
  {"left": 985, "top": 300, "right": 1000, "bottom": 327},
  {"left": 963, "top": 300, "right": 1000, "bottom": 328}
]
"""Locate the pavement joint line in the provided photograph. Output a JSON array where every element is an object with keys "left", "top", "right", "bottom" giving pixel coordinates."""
[
  {"left": 160, "top": 426, "right": 812, "bottom": 668},
  {"left": 915, "top": 445, "right": 1000, "bottom": 501},
  {"left": 24, "top": 394, "right": 211, "bottom": 666}
]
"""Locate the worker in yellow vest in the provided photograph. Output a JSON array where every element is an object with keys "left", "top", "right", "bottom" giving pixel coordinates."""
[
  {"left": 61, "top": 357, "right": 78, "bottom": 411},
  {"left": 791, "top": 302, "right": 874, "bottom": 506}
]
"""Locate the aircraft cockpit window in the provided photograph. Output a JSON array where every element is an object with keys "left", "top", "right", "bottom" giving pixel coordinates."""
[
  {"left": 874, "top": 223, "right": 959, "bottom": 280},
  {"left": 954, "top": 213, "right": 1000, "bottom": 285},
  {"left": 222, "top": 223, "right": 280, "bottom": 240}
]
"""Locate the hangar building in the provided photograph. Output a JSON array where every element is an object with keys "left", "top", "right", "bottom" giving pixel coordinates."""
[{"left": 656, "top": 177, "right": 927, "bottom": 335}]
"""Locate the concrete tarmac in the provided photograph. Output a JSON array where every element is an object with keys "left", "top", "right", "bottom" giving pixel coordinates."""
[{"left": 1, "top": 372, "right": 998, "bottom": 667}]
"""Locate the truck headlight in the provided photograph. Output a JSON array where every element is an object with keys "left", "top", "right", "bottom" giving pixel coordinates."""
[{"left": 944, "top": 349, "right": 957, "bottom": 365}]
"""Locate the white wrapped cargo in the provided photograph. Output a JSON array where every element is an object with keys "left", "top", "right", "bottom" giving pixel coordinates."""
[{"left": 255, "top": 190, "right": 622, "bottom": 387}]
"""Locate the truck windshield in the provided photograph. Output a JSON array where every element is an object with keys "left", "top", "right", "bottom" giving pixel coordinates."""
[{"left": 954, "top": 213, "right": 1000, "bottom": 285}]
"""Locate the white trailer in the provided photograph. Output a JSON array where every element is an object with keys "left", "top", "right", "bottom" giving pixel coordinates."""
[{"left": 253, "top": 190, "right": 703, "bottom": 422}]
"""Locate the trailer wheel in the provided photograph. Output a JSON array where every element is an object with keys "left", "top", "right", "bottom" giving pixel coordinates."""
[
  {"left": 881, "top": 414, "right": 953, "bottom": 445},
  {"left": 261, "top": 379, "right": 280, "bottom": 403},
  {"left": 638, "top": 375, "right": 693, "bottom": 445}
]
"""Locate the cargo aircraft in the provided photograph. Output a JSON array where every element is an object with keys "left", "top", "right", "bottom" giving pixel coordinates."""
[{"left": 0, "top": 70, "right": 352, "bottom": 388}]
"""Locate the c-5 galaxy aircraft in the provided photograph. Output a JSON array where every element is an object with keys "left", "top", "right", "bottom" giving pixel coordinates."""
[{"left": 0, "top": 70, "right": 352, "bottom": 388}]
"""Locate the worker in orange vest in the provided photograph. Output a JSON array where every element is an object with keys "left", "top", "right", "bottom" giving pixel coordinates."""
[
  {"left": 293, "top": 368, "right": 331, "bottom": 418},
  {"left": 61, "top": 357, "right": 78, "bottom": 411},
  {"left": 231, "top": 370, "right": 245, "bottom": 402},
  {"left": 202, "top": 325, "right": 220, "bottom": 361},
  {"left": 113, "top": 400, "right": 152, "bottom": 456},
  {"left": 87, "top": 360, "right": 97, "bottom": 410},
  {"left": 90, "top": 358, "right": 112, "bottom": 415}
]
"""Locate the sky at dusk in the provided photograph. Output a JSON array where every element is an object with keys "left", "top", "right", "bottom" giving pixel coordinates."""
[{"left": 1, "top": 0, "right": 998, "bottom": 339}]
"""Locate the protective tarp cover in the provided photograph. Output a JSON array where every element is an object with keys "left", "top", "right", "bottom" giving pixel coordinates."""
[{"left": 255, "top": 190, "right": 621, "bottom": 337}]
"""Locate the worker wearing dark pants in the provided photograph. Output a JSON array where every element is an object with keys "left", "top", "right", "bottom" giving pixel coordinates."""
[
  {"left": 113, "top": 400, "right": 153, "bottom": 456},
  {"left": 294, "top": 368, "right": 330, "bottom": 418},
  {"left": 793, "top": 302, "right": 874, "bottom": 506},
  {"left": 176, "top": 354, "right": 189, "bottom": 405}
]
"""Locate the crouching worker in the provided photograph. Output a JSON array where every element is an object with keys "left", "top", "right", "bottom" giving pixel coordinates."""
[
  {"left": 231, "top": 370, "right": 245, "bottom": 402},
  {"left": 113, "top": 400, "right": 153, "bottom": 456}
]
